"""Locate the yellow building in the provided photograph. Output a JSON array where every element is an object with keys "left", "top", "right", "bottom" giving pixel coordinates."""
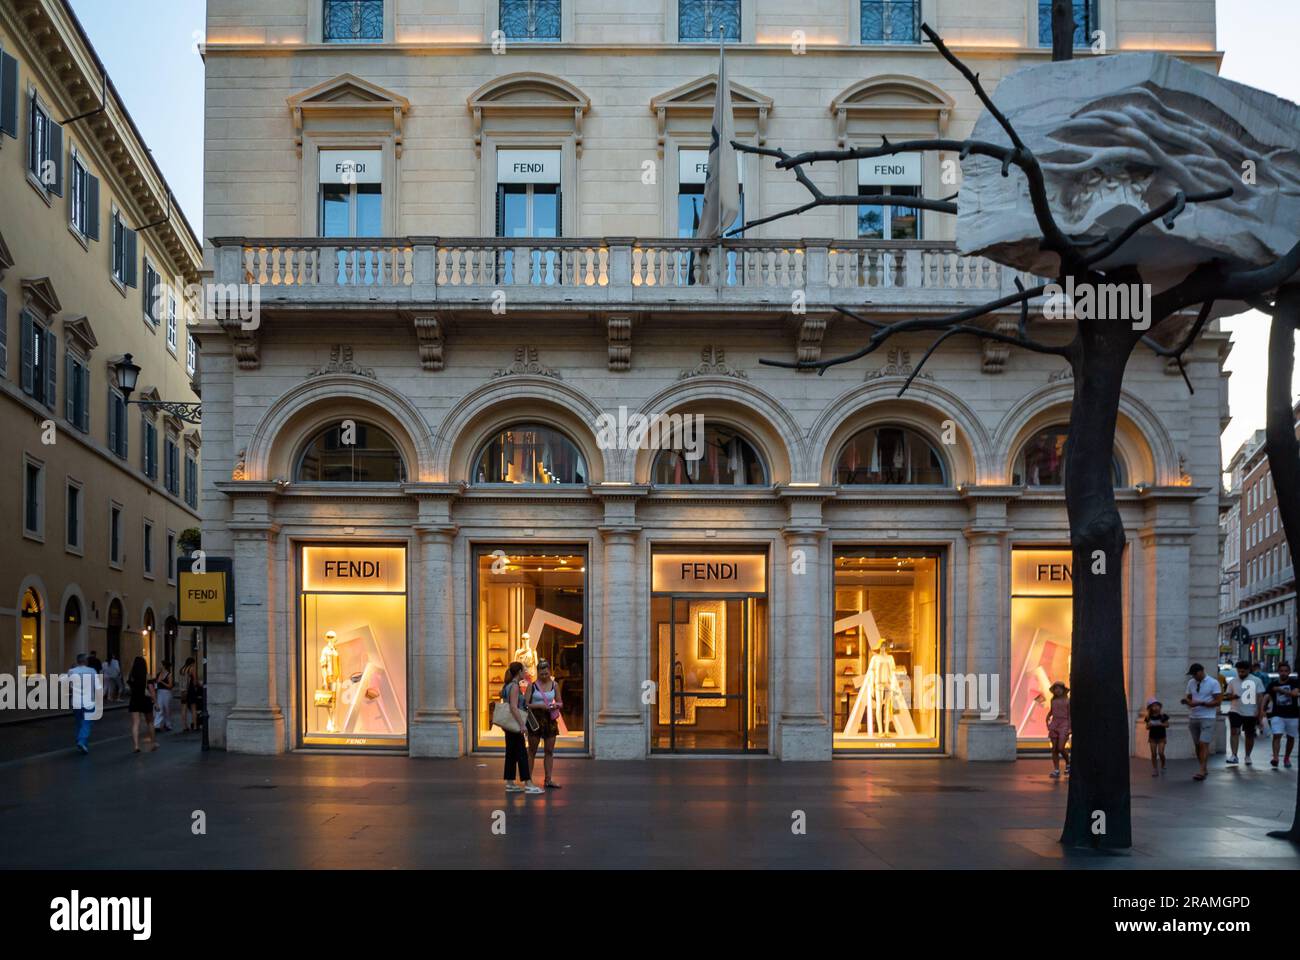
[{"left": 0, "top": 0, "right": 202, "bottom": 680}]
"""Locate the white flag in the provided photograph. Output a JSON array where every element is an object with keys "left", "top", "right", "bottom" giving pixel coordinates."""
[{"left": 695, "top": 39, "right": 740, "bottom": 240}]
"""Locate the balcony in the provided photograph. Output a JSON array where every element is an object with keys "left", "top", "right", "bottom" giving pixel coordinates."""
[{"left": 210, "top": 237, "right": 1038, "bottom": 313}]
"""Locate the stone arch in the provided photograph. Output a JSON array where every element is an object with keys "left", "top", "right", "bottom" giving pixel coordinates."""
[
  {"left": 631, "top": 377, "right": 804, "bottom": 485},
  {"left": 810, "top": 380, "right": 991, "bottom": 486},
  {"left": 58, "top": 582, "right": 88, "bottom": 671},
  {"left": 993, "top": 382, "right": 1173, "bottom": 486},
  {"left": 831, "top": 75, "right": 955, "bottom": 143},
  {"left": 15, "top": 575, "right": 49, "bottom": 675},
  {"left": 245, "top": 375, "right": 435, "bottom": 483},
  {"left": 438, "top": 376, "right": 607, "bottom": 484}
]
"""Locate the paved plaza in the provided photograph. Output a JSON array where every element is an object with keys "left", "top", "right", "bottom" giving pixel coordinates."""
[{"left": 2, "top": 721, "right": 1298, "bottom": 869}]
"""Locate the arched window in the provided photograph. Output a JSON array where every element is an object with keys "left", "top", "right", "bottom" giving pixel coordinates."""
[
  {"left": 1013, "top": 425, "right": 1125, "bottom": 486},
  {"left": 652, "top": 425, "right": 768, "bottom": 485},
  {"left": 472, "top": 423, "right": 587, "bottom": 485},
  {"left": 21, "top": 589, "right": 42, "bottom": 674},
  {"left": 835, "top": 425, "right": 947, "bottom": 485},
  {"left": 296, "top": 420, "right": 407, "bottom": 482}
]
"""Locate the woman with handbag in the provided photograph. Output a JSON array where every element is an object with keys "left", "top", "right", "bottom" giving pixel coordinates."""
[
  {"left": 495, "top": 661, "right": 543, "bottom": 794},
  {"left": 526, "top": 659, "right": 564, "bottom": 789}
]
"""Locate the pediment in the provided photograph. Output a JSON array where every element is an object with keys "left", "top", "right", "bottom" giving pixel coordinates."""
[
  {"left": 651, "top": 75, "right": 772, "bottom": 152},
  {"left": 288, "top": 73, "right": 410, "bottom": 111},
  {"left": 469, "top": 72, "right": 590, "bottom": 111},
  {"left": 60, "top": 314, "right": 99, "bottom": 355},
  {"left": 138, "top": 385, "right": 162, "bottom": 404},
  {"left": 20, "top": 276, "right": 62, "bottom": 318},
  {"left": 831, "top": 76, "right": 953, "bottom": 143},
  {"left": 0, "top": 231, "right": 13, "bottom": 275}
]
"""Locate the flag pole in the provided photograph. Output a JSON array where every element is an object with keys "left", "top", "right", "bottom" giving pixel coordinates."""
[{"left": 715, "top": 25, "right": 725, "bottom": 291}]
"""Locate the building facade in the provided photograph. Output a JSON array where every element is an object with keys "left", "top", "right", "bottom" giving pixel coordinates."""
[
  {"left": 1218, "top": 436, "right": 1246, "bottom": 659},
  {"left": 0, "top": 0, "right": 203, "bottom": 680},
  {"left": 1236, "top": 408, "right": 1299, "bottom": 670},
  {"left": 198, "top": 0, "right": 1227, "bottom": 760}
]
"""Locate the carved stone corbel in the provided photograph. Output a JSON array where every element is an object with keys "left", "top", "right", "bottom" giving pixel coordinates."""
[
  {"left": 607, "top": 316, "right": 632, "bottom": 371},
  {"left": 415, "top": 315, "right": 445, "bottom": 371},
  {"left": 796, "top": 315, "right": 827, "bottom": 367},
  {"left": 221, "top": 319, "right": 260, "bottom": 370},
  {"left": 981, "top": 316, "right": 1018, "bottom": 373}
]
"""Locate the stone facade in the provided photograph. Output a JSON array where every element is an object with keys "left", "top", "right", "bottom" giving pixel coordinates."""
[{"left": 197, "top": 0, "right": 1227, "bottom": 760}]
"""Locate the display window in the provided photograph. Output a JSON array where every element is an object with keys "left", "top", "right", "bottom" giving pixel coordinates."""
[
  {"left": 832, "top": 550, "right": 941, "bottom": 752},
  {"left": 650, "top": 551, "right": 769, "bottom": 753},
  {"left": 474, "top": 547, "right": 587, "bottom": 750},
  {"left": 1010, "top": 547, "right": 1073, "bottom": 748},
  {"left": 299, "top": 544, "right": 408, "bottom": 749}
]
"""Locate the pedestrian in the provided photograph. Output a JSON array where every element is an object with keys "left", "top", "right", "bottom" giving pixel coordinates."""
[
  {"left": 1252, "top": 661, "right": 1270, "bottom": 689},
  {"left": 1181, "top": 662, "right": 1222, "bottom": 781},
  {"left": 180, "top": 657, "right": 201, "bottom": 732},
  {"left": 526, "top": 658, "right": 564, "bottom": 789},
  {"left": 499, "top": 661, "right": 543, "bottom": 795},
  {"left": 1046, "top": 681, "right": 1071, "bottom": 778},
  {"left": 86, "top": 649, "right": 102, "bottom": 674},
  {"left": 127, "top": 656, "right": 158, "bottom": 753},
  {"left": 103, "top": 655, "right": 122, "bottom": 702},
  {"left": 1224, "top": 659, "right": 1265, "bottom": 766},
  {"left": 1142, "top": 699, "right": 1169, "bottom": 776},
  {"left": 1262, "top": 661, "right": 1298, "bottom": 769},
  {"left": 153, "top": 660, "right": 175, "bottom": 732},
  {"left": 68, "top": 653, "right": 98, "bottom": 755}
]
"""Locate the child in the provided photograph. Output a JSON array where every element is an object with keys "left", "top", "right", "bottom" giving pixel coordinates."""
[
  {"left": 1144, "top": 698, "right": 1169, "bottom": 776},
  {"left": 1046, "top": 681, "right": 1071, "bottom": 778}
]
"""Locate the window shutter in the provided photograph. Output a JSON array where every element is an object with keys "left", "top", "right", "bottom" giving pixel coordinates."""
[
  {"left": 48, "top": 120, "right": 63, "bottom": 196},
  {"left": 26, "top": 90, "right": 37, "bottom": 176},
  {"left": 0, "top": 287, "right": 8, "bottom": 374},
  {"left": 65, "top": 352, "right": 74, "bottom": 422},
  {"left": 556, "top": 186, "right": 563, "bottom": 238},
  {"left": 0, "top": 51, "right": 18, "bottom": 139},
  {"left": 85, "top": 174, "right": 100, "bottom": 240},
  {"left": 108, "top": 390, "right": 118, "bottom": 454},
  {"left": 78, "top": 363, "right": 89, "bottom": 432},
  {"left": 125, "top": 228, "right": 138, "bottom": 287},
  {"left": 140, "top": 414, "right": 148, "bottom": 474},
  {"left": 19, "top": 310, "right": 34, "bottom": 396},
  {"left": 44, "top": 330, "right": 57, "bottom": 411}
]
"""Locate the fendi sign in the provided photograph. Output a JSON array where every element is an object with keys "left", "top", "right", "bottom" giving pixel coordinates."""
[
  {"left": 652, "top": 553, "right": 766, "bottom": 594},
  {"left": 302, "top": 546, "right": 406, "bottom": 593}
]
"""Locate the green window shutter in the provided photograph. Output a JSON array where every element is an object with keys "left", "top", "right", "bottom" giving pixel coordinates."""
[
  {"left": 78, "top": 363, "right": 89, "bottom": 432},
  {"left": 85, "top": 174, "right": 100, "bottom": 241},
  {"left": 44, "top": 330, "right": 56, "bottom": 410},
  {"left": 65, "top": 351, "right": 74, "bottom": 422},
  {"left": 108, "top": 389, "right": 118, "bottom": 454},
  {"left": 19, "top": 310, "right": 34, "bottom": 395},
  {"left": 0, "top": 51, "right": 19, "bottom": 139},
  {"left": 0, "top": 287, "right": 8, "bottom": 374},
  {"left": 125, "top": 229, "right": 139, "bottom": 287},
  {"left": 48, "top": 120, "right": 63, "bottom": 196}
]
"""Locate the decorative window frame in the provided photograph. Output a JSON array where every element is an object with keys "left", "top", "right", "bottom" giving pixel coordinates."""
[
  {"left": 142, "top": 517, "right": 155, "bottom": 580},
  {"left": 309, "top": 0, "right": 395, "bottom": 44},
  {"left": 287, "top": 74, "right": 409, "bottom": 236},
  {"left": 108, "top": 499, "right": 124, "bottom": 570},
  {"left": 65, "top": 476, "right": 84, "bottom": 556},
  {"left": 667, "top": 0, "right": 755, "bottom": 43},
  {"left": 829, "top": 76, "right": 954, "bottom": 240},
  {"left": 22, "top": 451, "right": 45, "bottom": 543},
  {"left": 851, "top": 0, "right": 932, "bottom": 46},
  {"left": 469, "top": 73, "right": 590, "bottom": 236},
  {"left": 486, "top": 0, "right": 573, "bottom": 43},
  {"left": 166, "top": 529, "right": 177, "bottom": 585}
]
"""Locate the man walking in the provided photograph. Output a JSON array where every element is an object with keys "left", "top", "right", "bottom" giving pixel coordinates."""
[
  {"left": 1262, "top": 662, "right": 1298, "bottom": 768},
  {"left": 1224, "top": 660, "right": 1265, "bottom": 765},
  {"left": 103, "top": 655, "right": 122, "bottom": 702},
  {"left": 68, "top": 654, "right": 99, "bottom": 755},
  {"left": 1181, "top": 662, "right": 1222, "bottom": 781}
]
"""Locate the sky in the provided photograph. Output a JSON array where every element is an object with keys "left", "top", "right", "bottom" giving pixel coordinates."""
[{"left": 67, "top": 0, "right": 1300, "bottom": 466}]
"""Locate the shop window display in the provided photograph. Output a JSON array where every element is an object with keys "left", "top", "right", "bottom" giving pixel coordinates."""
[
  {"left": 832, "top": 552, "right": 940, "bottom": 751},
  {"left": 835, "top": 425, "right": 947, "bottom": 485},
  {"left": 1013, "top": 424, "right": 1125, "bottom": 486},
  {"left": 1010, "top": 548, "right": 1073, "bottom": 747},
  {"left": 296, "top": 420, "right": 407, "bottom": 483},
  {"left": 300, "top": 545, "right": 407, "bottom": 749},
  {"left": 475, "top": 548, "right": 586, "bottom": 749},
  {"left": 472, "top": 424, "right": 586, "bottom": 485},
  {"left": 651, "top": 425, "right": 767, "bottom": 485}
]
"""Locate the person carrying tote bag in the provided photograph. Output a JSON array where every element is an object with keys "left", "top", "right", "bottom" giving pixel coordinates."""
[{"left": 496, "top": 662, "right": 543, "bottom": 794}]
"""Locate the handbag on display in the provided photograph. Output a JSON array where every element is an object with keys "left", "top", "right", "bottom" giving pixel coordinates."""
[{"left": 492, "top": 700, "right": 522, "bottom": 733}]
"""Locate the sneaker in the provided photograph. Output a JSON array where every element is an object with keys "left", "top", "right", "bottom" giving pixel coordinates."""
[
  {"left": 1050, "top": 770, "right": 1061, "bottom": 779},
  {"left": 1271, "top": 757, "right": 1280, "bottom": 768},
  {"left": 1227, "top": 756, "right": 1239, "bottom": 765},
  {"left": 1286, "top": 758, "right": 1293, "bottom": 768},
  {"left": 1151, "top": 770, "right": 1159, "bottom": 777},
  {"left": 1246, "top": 756, "right": 1253, "bottom": 766},
  {"left": 505, "top": 783, "right": 525, "bottom": 793},
  {"left": 76, "top": 743, "right": 88, "bottom": 755},
  {"left": 524, "top": 785, "right": 545, "bottom": 794}
]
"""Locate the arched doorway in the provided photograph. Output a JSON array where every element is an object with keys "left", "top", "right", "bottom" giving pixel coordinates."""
[
  {"left": 63, "top": 596, "right": 83, "bottom": 672},
  {"left": 20, "top": 589, "right": 42, "bottom": 674},
  {"left": 164, "top": 617, "right": 178, "bottom": 670},
  {"left": 106, "top": 598, "right": 124, "bottom": 664}
]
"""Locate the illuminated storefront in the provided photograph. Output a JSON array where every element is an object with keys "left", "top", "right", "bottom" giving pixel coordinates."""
[
  {"left": 650, "top": 550, "right": 769, "bottom": 753},
  {"left": 1010, "top": 548, "right": 1073, "bottom": 749},
  {"left": 832, "top": 550, "right": 942, "bottom": 752},
  {"left": 299, "top": 544, "right": 409, "bottom": 750},
  {"left": 473, "top": 546, "right": 587, "bottom": 751}
]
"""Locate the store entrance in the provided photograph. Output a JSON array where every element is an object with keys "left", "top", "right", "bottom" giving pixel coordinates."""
[{"left": 651, "top": 594, "right": 767, "bottom": 752}]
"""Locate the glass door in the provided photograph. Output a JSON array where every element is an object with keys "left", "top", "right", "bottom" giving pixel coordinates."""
[{"left": 651, "top": 595, "right": 766, "bottom": 753}]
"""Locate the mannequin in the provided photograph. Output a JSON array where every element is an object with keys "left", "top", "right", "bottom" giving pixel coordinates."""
[
  {"left": 318, "top": 630, "right": 340, "bottom": 733},
  {"left": 867, "top": 645, "right": 897, "bottom": 734}
]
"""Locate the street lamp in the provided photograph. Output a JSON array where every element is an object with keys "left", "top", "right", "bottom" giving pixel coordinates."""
[{"left": 113, "top": 353, "right": 202, "bottom": 425}]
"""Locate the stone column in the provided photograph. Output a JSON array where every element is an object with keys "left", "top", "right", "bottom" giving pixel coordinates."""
[
  {"left": 955, "top": 525, "right": 1017, "bottom": 760},
  {"left": 595, "top": 525, "right": 644, "bottom": 758},
  {"left": 410, "top": 525, "right": 463, "bottom": 757},
  {"left": 224, "top": 520, "right": 286, "bottom": 754},
  {"left": 779, "top": 527, "right": 832, "bottom": 760},
  {"left": 1138, "top": 523, "right": 1198, "bottom": 759}
]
